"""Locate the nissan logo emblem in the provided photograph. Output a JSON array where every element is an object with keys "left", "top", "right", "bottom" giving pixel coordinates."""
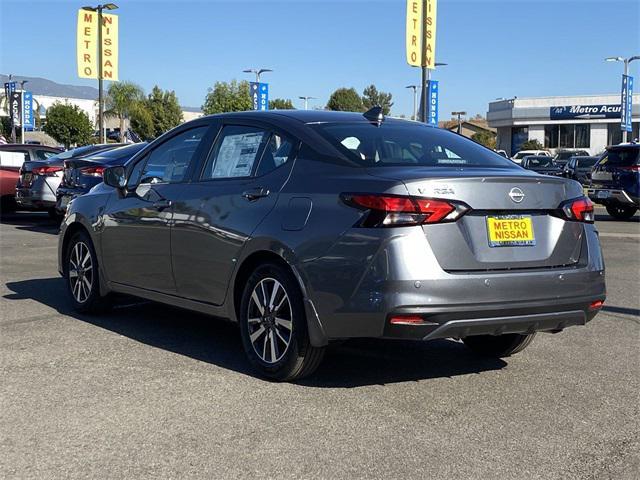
[{"left": 509, "top": 187, "right": 525, "bottom": 203}]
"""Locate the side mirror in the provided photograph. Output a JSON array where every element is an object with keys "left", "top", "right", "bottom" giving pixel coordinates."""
[{"left": 103, "top": 165, "right": 127, "bottom": 189}]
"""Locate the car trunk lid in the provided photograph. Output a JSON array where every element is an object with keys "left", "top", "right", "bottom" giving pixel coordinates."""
[{"left": 368, "top": 167, "right": 586, "bottom": 271}]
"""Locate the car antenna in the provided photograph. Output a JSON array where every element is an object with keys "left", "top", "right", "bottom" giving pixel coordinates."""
[{"left": 363, "top": 106, "right": 384, "bottom": 126}]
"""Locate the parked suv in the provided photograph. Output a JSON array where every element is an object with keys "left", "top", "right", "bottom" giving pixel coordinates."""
[
  {"left": 58, "top": 110, "right": 605, "bottom": 381},
  {"left": 588, "top": 143, "right": 639, "bottom": 219},
  {"left": 563, "top": 156, "right": 600, "bottom": 185}
]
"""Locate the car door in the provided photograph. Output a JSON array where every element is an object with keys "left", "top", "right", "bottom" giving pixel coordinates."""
[
  {"left": 100, "top": 124, "right": 212, "bottom": 293},
  {"left": 170, "top": 122, "right": 299, "bottom": 304}
]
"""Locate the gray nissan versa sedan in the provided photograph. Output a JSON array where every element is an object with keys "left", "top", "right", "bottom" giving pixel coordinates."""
[{"left": 58, "top": 108, "right": 606, "bottom": 381}]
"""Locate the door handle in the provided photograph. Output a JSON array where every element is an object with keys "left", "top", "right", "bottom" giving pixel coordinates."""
[
  {"left": 242, "top": 187, "right": 270, "bottom": 201},
  {"left": 152, "top": 199, "right": 172, "bottom": 211}
]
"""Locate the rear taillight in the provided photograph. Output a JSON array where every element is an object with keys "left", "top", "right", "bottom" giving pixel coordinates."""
[
  {"left": 32, "top": 165, "right": 63, "bottom": 176},
  {"left": 342, "top": 193, "right": 469, "bottom": 227},
  {"left": 560, "top": 197, "right": 594, "bottom": 223},
  {"left": 79, "top": 166, "right": 106, "bottom": 177},
  {"left": 618, "top": 165, "right": 640, "bottom": 171}
]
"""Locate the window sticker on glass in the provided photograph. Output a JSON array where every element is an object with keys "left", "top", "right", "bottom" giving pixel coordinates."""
[{"left": 208, "top": 128, "right": 268, "bottom": 179}]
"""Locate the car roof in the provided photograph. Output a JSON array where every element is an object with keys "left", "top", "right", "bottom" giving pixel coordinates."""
[
  {"left": 0, "top": 144, "right": 60, "bottom": 151},
  {"left": 203, "top": 109, "right": 419, "bottom": 126}
]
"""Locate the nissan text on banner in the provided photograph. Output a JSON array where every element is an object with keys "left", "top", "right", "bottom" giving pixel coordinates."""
[
  {"left": 77, "top": 10, "right": 119, "bottom": 80},
  {"left": 406, "top": 0, "right": 437, "bottom": 68}
]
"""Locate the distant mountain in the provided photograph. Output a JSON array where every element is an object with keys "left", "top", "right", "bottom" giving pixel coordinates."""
[
  {"left": 0, "top": 74, "right": 201, "bottom": 112},
  {"left": 1, "top": 74, "right": 99, "bottom": 100}
]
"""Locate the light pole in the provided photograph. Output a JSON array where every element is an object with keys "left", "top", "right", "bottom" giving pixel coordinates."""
[
  {"left": 451, "top": 111, "right": 466, "bottom": 134},
  {"left": 419, "top": 62, "right": 447, "bottom": 123},
  {"left": 298, "top": 96, "right": 316, "bottom": 110},
  {"left": 82, "top": 3, "right": 119, "bottom": 144},
  {"left": 19, "top": 80, "right": 28, "bottom": 143},
  {"left": 405, "top": 85, "right": 418, "bottom": 120},
  {"left": 243, "top": 68, "right": 273, "bottom": 83},
  {"left": 605, "top": 55, "right": 640, "bottom": 143}
]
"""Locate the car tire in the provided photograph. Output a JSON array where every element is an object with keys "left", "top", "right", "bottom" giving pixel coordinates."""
[
  {"left": 239, "top": 262, "right": 325, "bottom": 381},
  {"left": 64, "top": 230, "right": 111, "bottom": 313},
  {"left": 605, "top": 204, "right": 638, "bottom": 220},
  {"left": 462, "top": 333, "right": 536, "bottom": 357}
]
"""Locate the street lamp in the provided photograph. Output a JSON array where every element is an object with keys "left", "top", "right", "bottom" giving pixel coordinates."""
[
  {"left": 298, "top": 96, "right": 316, "bottom": 110},
  {"left": 82, "top": 3, "right": 119, "bottom": 144},
  {"left": 451, "top": 111, "right": 466, "bottom": 134},
  {"left": 419, "top": 62, "right": 447, "bottom": 123},
  {"left": 243, "top": 68, "right": 273, "bottom": 83},
  {"left": 405, "top": 85, "right": 418, "bottom": 120},
  {"left": 605, "top": 55, "right": 640, "bottom": 142}
]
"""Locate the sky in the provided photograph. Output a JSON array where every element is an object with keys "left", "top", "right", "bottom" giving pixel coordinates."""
[{"left": 1, "top": 0, "right": 639, "bottom": 119}]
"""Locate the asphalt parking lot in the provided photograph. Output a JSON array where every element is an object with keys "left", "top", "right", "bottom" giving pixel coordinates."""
[{"left": 1, "top": 209, "right": 638, "bottom": 479}]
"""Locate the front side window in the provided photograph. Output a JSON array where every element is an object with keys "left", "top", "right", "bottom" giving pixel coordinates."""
[
  {"left": 137, "top": 127, "right": 207, "bottom": 184},
  {"left": 313, "top": 122, "right": 517, "bottom": 169},
  {"left": 202, "top": 126, "right": 269, "bottom": 179}
]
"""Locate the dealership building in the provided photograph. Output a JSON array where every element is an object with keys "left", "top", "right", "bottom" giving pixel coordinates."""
[{"left": 487, "top": 94, "right": 640, "bottom": 156}]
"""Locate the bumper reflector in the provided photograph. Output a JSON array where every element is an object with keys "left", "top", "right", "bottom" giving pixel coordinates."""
[
  {"left": 389, "top": 315, "right": 426, "bottom": 325},
  {"left": 589, "top": 300, "right": 604, "bottom": 311}
]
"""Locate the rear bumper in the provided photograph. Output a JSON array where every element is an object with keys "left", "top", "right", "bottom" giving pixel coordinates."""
[
  {"left": 303, "top": 224, "right": 606, "bottom": 342},
  {"left": 587, "top": 188, "right": 639, "bottom": 206},
  {"left": 15, "top": 177, "right": 59, "bottom": 209}
]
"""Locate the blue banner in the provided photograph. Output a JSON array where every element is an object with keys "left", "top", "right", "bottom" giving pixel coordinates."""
[
  {"left": 250, "top": 82, "right": 269, "bottom": 111},
  {"left": 22, "top": 92, "right": 35, "bottom": 131},
  {"left": 427, "top": 80, "right": 438, "bottom": 126},
  {"left": 621, "top": 74, "right": 633, "bottom": 132}
]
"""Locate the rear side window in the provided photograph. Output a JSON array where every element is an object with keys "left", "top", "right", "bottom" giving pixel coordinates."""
[
  {"left": 255, "top": 133, "right": 295, "bottom": 177},
  {"left": 202, "top": 126, "right": 269, "bottom": 179},
  {"left": 312, "top": 122, "right": 517, "bottom": 169},
  {"left": 599, "top": 148, "right": 639, "bottom": 167},
  {"left": 133, "top": 127, "right": 207, "bottom": 184}
]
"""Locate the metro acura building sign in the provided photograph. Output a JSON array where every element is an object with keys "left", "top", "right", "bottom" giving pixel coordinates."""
[{"left": 550, "top": 104, "right": 621, "bottom": 120}]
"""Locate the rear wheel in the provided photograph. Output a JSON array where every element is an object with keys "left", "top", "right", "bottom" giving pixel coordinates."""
[
  {"left": 463, "top": 333, "right": 535, "bottom": 357},
  {"left": 606, "top": 204, "right": 638, "bottom": 220},
  {"left": 65, "top": 230, "right": 111, "bottom": 313},
  {"left": 239, "top": 262, "right": 325, "bottom": 381}
]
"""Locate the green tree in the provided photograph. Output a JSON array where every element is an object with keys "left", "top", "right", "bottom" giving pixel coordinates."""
[
  {"left": 520, "top": 139, "right": 544, "bottom": 150},
  {"left": 129, "top": 104, "right": 155, "bottom": 141},
  {"left": 269, "top": 98, "right": 295, "bottom": 110},
  {"left": 361, "top": 84, "right": 393, "bottom": 115},
  {"left": 471, "top": 131, "right": 497, "bottom": 149},
  {"left": 326, "top": 87, "right": 364, "bottom": 112},
  {"left": 105, "top": 81, "right": 145, "bottom": 142},
  {"left": 202, "top": 80, "right": 252, "bottom": 114},
  {"left": 143, "top": 86, "right": 183, "bottom": 137},
  {"left": 43, "top": 102, "right": 94, "bottom": 148}
]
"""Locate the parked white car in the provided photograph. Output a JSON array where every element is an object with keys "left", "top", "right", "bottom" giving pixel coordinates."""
[{"left": 511, "top": 150, "right": 551, "bottom": 164}]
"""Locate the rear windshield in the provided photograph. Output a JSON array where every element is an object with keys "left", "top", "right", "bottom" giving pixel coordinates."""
[
  {"left": 311, "top": 122, "right": 517, "bottom": 169},
  {"left": 577, "top": 157, "right": 598, "bottom": 168},
  {"left": 527, "top": 157, "right": 554, "bottom": 167},
  {"left": 600, "top": 148, "right": 640, "bottom": 167},
  {"left": 87, "top": 142, "right": 147, "bottom": 165}
]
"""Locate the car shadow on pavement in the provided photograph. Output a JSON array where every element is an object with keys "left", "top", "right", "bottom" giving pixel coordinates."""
[
  {"left": 0, "top": 211, "right": 61, "bottom": 235},
  {"left": 5, "top": 277, "right": 508, "bottom": 387}
]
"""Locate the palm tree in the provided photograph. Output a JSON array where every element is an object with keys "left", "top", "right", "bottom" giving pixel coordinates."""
[{"left": 105, "top": 81, "right": 144, "bottom": 142}]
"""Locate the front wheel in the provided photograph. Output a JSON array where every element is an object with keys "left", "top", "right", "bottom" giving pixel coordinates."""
[
  {"left": 606, "top": 204, "right": 638, "bottom": 220},
  {"left": 463, "top": 333, "right": 535, "bottom": 357},
  {"left": 65, "top": 230, "right": 111, "bottom": 313},
  {"left": 239, "top": 262, "right": 325, "bottom": 381}
]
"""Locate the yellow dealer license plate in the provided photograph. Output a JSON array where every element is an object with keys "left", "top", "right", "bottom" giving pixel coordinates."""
[{"left": 487, "top": 215, "right": 535, "bottom": 247}]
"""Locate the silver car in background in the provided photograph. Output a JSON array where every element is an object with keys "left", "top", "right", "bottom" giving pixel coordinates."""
[
  {"left": 16, "top": 144, "right": 123, "bottom": 216},
  {"left": 58, "top": 109, "right": 606, "bottom": 381}
]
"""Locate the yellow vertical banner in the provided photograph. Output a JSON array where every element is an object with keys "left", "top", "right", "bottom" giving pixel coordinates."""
[
  {"left": 101, "top": 13, "right": 119, "bottom": 81},
  {"left": 77, "top": 10, "right": 98, "bottom": 79},
  {"left": 406, "top": 0, "right": 422, "bottom": 67},
  {"left": 424, "top": 0, "right": 437, "bottom": 69}
]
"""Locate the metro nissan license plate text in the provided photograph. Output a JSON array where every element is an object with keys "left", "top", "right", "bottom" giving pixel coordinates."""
[{"left": 487, "top": 215, "right": 535, "bottom": 247}]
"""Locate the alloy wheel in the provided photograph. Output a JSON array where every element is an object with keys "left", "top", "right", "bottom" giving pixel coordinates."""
[
  {"left": 68, "top": 241, "right": 93, "bottom": 304},
  {"left": 247, "top": 277, "right": 293, "bottom": 364}
]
